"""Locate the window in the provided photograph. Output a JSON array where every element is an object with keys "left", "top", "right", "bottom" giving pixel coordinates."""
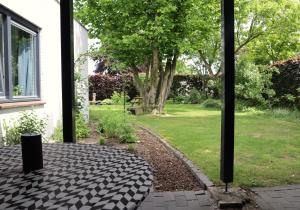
[
  {"left": 0, "top": 5, "right": 40, "bottom": 102},
  {"left": 0, "top": 15, "right": 4, "bottom": 97}
]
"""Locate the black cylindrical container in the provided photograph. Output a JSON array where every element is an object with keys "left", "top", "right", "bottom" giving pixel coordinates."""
[{"left": 21, "top": 133, "right": 43, "bottom": 174}]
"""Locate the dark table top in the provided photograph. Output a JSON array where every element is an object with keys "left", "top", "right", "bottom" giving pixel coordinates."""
[{"left": 0, "top": 143, "right": 153, "bottom": 210}]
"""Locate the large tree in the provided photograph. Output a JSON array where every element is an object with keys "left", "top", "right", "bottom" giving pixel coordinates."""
[
  {"left": 75, "top": 0, "right": 192, "bottom": 113},
  {"left": 187, "top": 0, "right": 300, "bottom": 77}
]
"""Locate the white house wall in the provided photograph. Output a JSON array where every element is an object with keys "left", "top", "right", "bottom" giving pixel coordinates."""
[
  {"left": 0, "top": 0, "right": 89, "bottom": 138},
  {"left": 74, "top": 20, "right": 89, "bottom": 121}
]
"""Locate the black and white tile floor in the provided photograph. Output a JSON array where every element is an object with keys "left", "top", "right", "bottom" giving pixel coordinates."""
[{"left": 0, "top": 144, "right": 153, "bottom": 210}]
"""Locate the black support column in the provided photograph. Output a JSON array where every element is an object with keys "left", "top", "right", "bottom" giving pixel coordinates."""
[
  {"left": 220, "top": 0, "right": 235, "bottom": 188},
  {"left": 60, "top": 0, "right": 76, "bottom": 143}
]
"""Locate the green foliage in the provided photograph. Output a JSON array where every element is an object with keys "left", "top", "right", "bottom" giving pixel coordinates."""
[
  {"left": 235, "top": 59, "right": 276, "bottom": 106},
  {"left": 74, "top": 71, "right": 88, "bottom": 113},
  {"left": 127, "top": 144, "right": 136, "bottom": 153},
  {"left": 101, "top": 99, "right": 114, "bottom": 105},
  {"left": 173, "top": 95, "right": 190, "bottom": 104},
  {"left": 187, "top": 0, "right": 300, "bottom": 75},
  {"left": 176, "top": 60, "right": 196, "bottom": 75},
  {"left": 13, "top": 85, "right": 22, "bottom": 96},
  {"left": 75, "top": 0, "right": 191, "bottom": 68},
  {"left": 98, "top": 111, "right": 136, "bottom": 144},
  {"left": 189, "top": 88, "right": 205, "bottom": 104},
  {"left": 99, "top": 136, "right": 106, "bottom": 145},
  {"left": 201, "top": 99, "right": 221, "bottom": 109},
  {"left": 172, "top": 88, "right": 207, "bottom": 105},
  {"left": 52, "top": 125, "right": 63, "bottom": 142},
  {"left": 76, "top": 113, "right": 91, "bottom": 139},
  {"left": 52, "top": 113, "right": 90, "bottom": 141},
  {"left": 119, "top": 124, "right": 137, "bottom": 144},
  {"left": 111, "top": 91, "right": 129, "bottom": 105},
  {"left": 1, "top": 111, "right": 47, "bottom": 146}
]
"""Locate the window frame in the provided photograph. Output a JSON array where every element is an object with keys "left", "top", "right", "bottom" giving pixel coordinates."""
[{"left": 0, "top": 4, "right": 41, "bottom": 103}]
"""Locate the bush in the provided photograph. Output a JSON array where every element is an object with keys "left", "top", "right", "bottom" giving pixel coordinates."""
[
  {"left": 189, "top": 88, "right": 205, "bottom": 104},
  {"left": 119, "top": 124, "right": 137, "bottom": 143},
  {"left": 99, "top": 136, "right": 106, "bottom": 145},
  {"left": 98, "top": 111, "right": 136, "bottom": 143},
  {"left": 76, "top": 113, "right": 90, "bottom": 139},
  {"left": 201, "top": 99, "right": 221, "bottom": 109},
  {"left": 1, "top": 111, "right": 47, "bottom": 146},
  {"left": 52, "top": 113, "right": 90, "bottom": 141},
  {"left": 172, "top": 88, "right": 207, "bottom": 104},
  {"left": 89, "top": 74, "right": 138, "bottom": 101},
  {"left": 173, "top": 94, "right": 190, "bottom": 104},
  {"left": 101, "top": 99, "right": 114, "bottom": 105},
  {"left": 111, "top": 91, "right": 130, "bottom": 105},
  {"left": 235, "top": 100, "right": 264, "bottom": 112},
  {"left": 127, "top": 144, "right": 136, "bottom": 153},
  {"left": 272, "top": 56, "right": 300, "bottom": 110},
  {"left": 89, "top": 74, "right": 220, "bottom": 102},
  {"left": 235, "top": 59, "right": 276, "bottom": 106}
]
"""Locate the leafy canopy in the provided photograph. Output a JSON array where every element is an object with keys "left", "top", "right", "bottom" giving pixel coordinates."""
[{"left": 75, "top": 0, "right": 192, "bottom": 68}]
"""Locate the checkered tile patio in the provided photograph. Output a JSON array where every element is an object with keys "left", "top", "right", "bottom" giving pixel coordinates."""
[{"left": 0, "top": 143, "right": 153, "bottom": 210}]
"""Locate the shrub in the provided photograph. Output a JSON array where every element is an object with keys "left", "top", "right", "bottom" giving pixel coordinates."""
[
  {"left": 98, "top": 111, "right": 136, "bottom": 143},
  {"left": 119, "top": 124, "right": 137, "bottom": 143},
  {"left": 52, "top": 113, "right": 90, "bottom": 141},
  {"left": 89, "top": 74, "right": 138, "bottom": 101},
  {"left": 101, "top": 99, "right": 114, "bottom": 105},
  {"left": 74, "top": 71, "right": 88, "bottom": 113},
  {"left": 52, "top": 125, "right": 63, "bottom": 142},
  {"left": 127, "top": 144, "right": 136, "bottom": 153},
  {"left": 111, "top": 91, "right": 130, "bottom": 105},
  {"left": 173, "top": 94, "right": 190, "bottom": 104},
  {"left": 189, "top": 88, "right": 206, "bottom": 104},
  {"left": 235, "top": 59, "right": 276, "bottom": 106},
  {"left": 201, "top": 99, "right": 221, "bottom": 109},
  {"left": 89, "top": 74, "right": 220, "bottom": 102},
  {"left": 272, "top": 56, "right": 300, "bottom": 110},
  {"left": 76, "top": 113, "right": 90, "bottom": 139},
  {"left": 99, "top": 136, "right": 106, "bottom": 145},
  {"left": 1, "top": 111, "right": 47, "bottom": 146}
]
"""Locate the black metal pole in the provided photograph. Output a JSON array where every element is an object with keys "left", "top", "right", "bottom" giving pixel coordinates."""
[
  {"left": 60, "top": 0, "right": 76, "bottom": 143},
  {"left": 220, "top": 0, "right": 235, "bottom": 186}
]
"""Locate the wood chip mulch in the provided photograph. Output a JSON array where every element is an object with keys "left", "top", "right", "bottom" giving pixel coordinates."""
[
  {"left": 134, "top": 128, "right": 202, "bottom": 192},
  {"left": 81, "top": 124, "right": 202, "bottom": 192}
]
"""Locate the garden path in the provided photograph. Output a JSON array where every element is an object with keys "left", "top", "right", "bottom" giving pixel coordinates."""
[
  {"left": 252, "top": 185, "right": 300, "bottom": 210},
  {"left": 138, "top": 191, "right": 214, "bottom": 210}
]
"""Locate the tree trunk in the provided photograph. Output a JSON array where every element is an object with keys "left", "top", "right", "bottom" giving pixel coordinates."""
[{"left": 132, "top": 49, "right": 178, "bottom": 114}]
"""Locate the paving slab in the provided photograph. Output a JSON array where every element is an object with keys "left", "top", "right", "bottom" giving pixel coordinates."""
[
  {"left": 138, "top": 191, "right": 215, "bottom": 210},
  {"left": 252, "top": 185, "right": 300, "bottom": 210}
]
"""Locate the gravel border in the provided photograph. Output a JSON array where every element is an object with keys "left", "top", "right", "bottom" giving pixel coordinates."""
[{"left": 139, "top": 126, "right": 214, "bottom": 190}]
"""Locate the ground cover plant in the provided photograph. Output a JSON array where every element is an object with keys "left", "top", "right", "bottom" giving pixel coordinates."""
[{"left": 90, "top": 104, "right": 300, "bottom": 187}]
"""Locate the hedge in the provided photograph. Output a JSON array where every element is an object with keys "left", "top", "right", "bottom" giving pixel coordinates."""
[
  {"left": 89, "top": 74, "right": 213, "bottom": 101},
  {"left": 272, "top": 56, "right": 300, "bottom": 110},
  {"left": 89, "top": 74, "right": 138, "bottom": 101}
]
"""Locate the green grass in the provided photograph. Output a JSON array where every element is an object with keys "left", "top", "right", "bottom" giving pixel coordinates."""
[{"left": 90, "top": 104, "right": 300, "bottom": 187}]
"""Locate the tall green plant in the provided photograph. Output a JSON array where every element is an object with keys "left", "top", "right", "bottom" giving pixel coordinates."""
[
  {"left": 1, "top": 111, "right": 47, "bottom": 146},
  {"left": 98, "top": 111, "right": 136, "bottom": 143},
  {"left": 235, "top": 59, "right": 277, "bottom": 106}
]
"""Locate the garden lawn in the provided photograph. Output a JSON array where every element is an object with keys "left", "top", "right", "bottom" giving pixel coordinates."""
[{"left": 90, "top": 104, "right": 300, "bottom": 187}]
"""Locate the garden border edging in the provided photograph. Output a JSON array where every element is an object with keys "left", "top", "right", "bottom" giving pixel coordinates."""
[{"left": 138, "top": 126, "right": 214, "bottom": 190}]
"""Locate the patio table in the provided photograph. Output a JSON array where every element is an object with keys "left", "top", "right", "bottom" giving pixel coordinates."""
[{"left": 0, "top": 143, "right": 153, "bottom": 210}]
